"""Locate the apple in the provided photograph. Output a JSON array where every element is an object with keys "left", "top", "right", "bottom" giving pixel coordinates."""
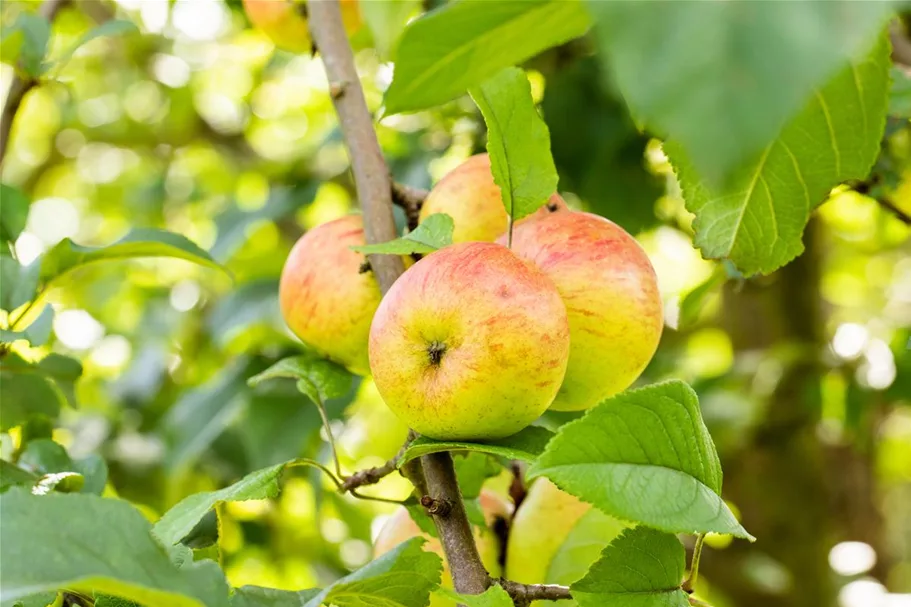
[
  {"left": 279, "top": 215, "right": 406, "bottom": 376},
  {"left": 242, "top": 0, "right": 361, "bottom": 54},
  {"left": 368, "top": 242, "right": 570, "bottom": 440},
  {"left": 500, "top": 211, "right": 663, "bottom": 411},
  {"left": 375, "top": 490, "right": 512, "bottom": 607},
  {"left": 506, "top": 479, "right": 626, "bottom": 603},
  {"left": 419, "top": 154, "right": 567, "bottom": 243}
]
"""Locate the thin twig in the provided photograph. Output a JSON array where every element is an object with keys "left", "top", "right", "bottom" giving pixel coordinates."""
[
  {"left": 682, "top": 534, "right": 706, "bottom": 593},
  {"left": 286, "top": 458, "right": 343, "bottom": 488},
  {"left": 339, "top": 432, "right": 414, "bottom": 493},
  {"left": 497, "top": 579, "right": 573, "bottom": 603},
  {"left": 308, "top": 1, "right": 492, "bottom": 600},
  {"left": 0, "top": 0, "right": 70, "bottom": 164},
  {"left": 311, "top": 395, "right": 343, "bottom": 479},
  {"left": 876, "top": 196, "right": 911, "bottom": 225},
  {"left": 391, "top": 182, "right": 428, "bottom": 230}
]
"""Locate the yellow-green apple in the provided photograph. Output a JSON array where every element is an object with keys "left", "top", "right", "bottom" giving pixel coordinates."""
[
  {"left": 375, "top": 490, "right": 511, "bottom": 607},
  {"left": 242, "top": 0, "right": 361, "bottom": 53},
  {"left": 419, "top": 154, "right": 567, "bottom": 243},
  {"left": 506, "top": 479, "right": 626, "bottom": 604},
  {"left": 500, "top": 211, "right": 663, "bottom": 411},
  {"left": 279, "top": 215, "right": 406, "bottom": 375},
  {"left": 368, "top": 242, "right": 570, "bottom": 439}
]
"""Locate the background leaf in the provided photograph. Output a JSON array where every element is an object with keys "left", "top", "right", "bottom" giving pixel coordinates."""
[
  {"left": 385, "top": 0, "right": 590, "bottom": 114},
  {"left": 0, "top": 305, "right": 54, "bottom": 346},
  {"left": 230, "top": 586, "right": 321, "bottom": 607},
  {"left": 360, "top": 0, "right": 421, "bottom": 59},
  {"left": 52, "top": 20, "right": 137, "bottom": 73},
  {"left": 470, "top": 67, "right": 558, "bottom": 222},
  {"left": 247, "top": 354, "right": 353, "bottom": 406},
  {"left": 351, "top": 213, "right": 454, "bottom": 255},
  {"left": 39, "top": 228, "right": 227, "bottom": 286},
  {"left": 669, "top": 33, "right": 891, "bottom": 275},
  {"left": 0, "top": 184, "right": 29, "bottom": 245},
  {"left": 433, "top": 586, "right": 514, "bottom": 607},
  {"left": 0, "top": 490, "right": 229, "bottom": 607},
  {"left": 571, "top": 527, "right": 689, "bottom": 607},
  {"left": 397, "top": 426, "right": 554, "bottom": 467},
  {"left": 588, "top": 1, "right": 892, "bottom": 185},
  {"left": 0, "top": 255, "right": 40, "bottom": 312},
  {"left": 529, "top": 381, "right": 752, "bottom": 539}
]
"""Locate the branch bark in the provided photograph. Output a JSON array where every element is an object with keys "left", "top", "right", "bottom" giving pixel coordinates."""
[
  {"left": 391, "top": 182, "right": 428, "bottom": 230},
  {"left": 308, "top": 1, "right": 491, "bottom": 600},
  {"left": 0, "top": 0, "right": 70, "bottom": 165},
  {"left": 339, "top": 431, "right": 414, "bottom": 493},
  {"left": 497, "top": 580, "right": 573, "bottom": 604}
]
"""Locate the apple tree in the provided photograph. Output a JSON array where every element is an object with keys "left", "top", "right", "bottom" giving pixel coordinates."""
[{"left": 1, "top": 2, "right": 909, "bottom": 607}]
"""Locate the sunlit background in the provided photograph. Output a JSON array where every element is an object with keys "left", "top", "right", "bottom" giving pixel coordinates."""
[{"left": 1, "top": 1, "right": 910, "bottom": 606}]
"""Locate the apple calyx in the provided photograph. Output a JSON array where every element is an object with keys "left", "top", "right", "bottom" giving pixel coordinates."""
[{"left": 427, "top": 340, "right": 447, "bottom": 365}]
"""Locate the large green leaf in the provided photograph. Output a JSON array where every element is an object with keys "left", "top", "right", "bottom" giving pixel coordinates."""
[
  {"left": 470, "top": 68, "right": 558, "bottom": 223},
  {"left": 571, "top": 527, "right": 689, "bottom": 607},
  {"left": 528, "top": 381, "right": 752, "bottom": 539},
  {"left": 351, "top": 213, "right": 454, "bottom": 255},
  {"left": 588, "top": 1, "right": 892, "bottom": 185},
  {"left": 0, "top": 184, "right": 29, "bottom": 245},
  {"left": 668, "top": 34, "right": 891, "bottom": 276},
  {"left": 0, "top": 490, "right": 229, "bottom": 606},
  {"left": 397, "top": 426, "right": 554, "bottom": 468},
  {"left": 547, "top": 508, "right": 627, "bottom": 587},
  {"left": 39, "top": 228, "right": 227, "bottom": 286},
  {"left": 153, "top": 462, "right": 287, "bottom": 546},
  {"left": 303, "top": 538, "right": 442, "bottom": 607},
  {"left": 247, "top": 354, "right": 353, "bottom": 406},
  {"left": 230, "top": 586, "right": 321, "bottom": 607},
  {"left": 384, "top": 0, "right": 590, "bottom": 114}
]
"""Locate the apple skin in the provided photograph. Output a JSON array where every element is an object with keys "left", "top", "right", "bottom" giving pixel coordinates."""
[
  {"left": 375, "top": 491, "right": 511, "bottom": 607},
  {"left": 280, "top": 215, "right": 403, "bottom": 376},
  {"left": 419, "top": 154, "right": 567, "bottom": 243},
  {"left": 499, "top": 211, "right": 663, "bottom": 411},
  {"left": 368, "top": 242, "right": 570, "bottom": 440},
  {"left": 505, "top": 479, "right": 625, "bottom": 604},
  {"left": 242, "top": 0, "right": 361, "bottom": 53}
]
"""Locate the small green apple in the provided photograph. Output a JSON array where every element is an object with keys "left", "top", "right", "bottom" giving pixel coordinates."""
[
  {"left": 419, "top": 154, "right": 566, "bottom": 243},
  {"left": 506, "top": 479, "right": 626, "bottom": 604},
  {"left": 279, "top": 215, "right": 407, "bottom": 375},
  {"left": 374, "top": 491, "right": 511, "bottom": 607},
  {"left": 368, "top": 242, "right": 570, "bottom": 439},
  {"left": 501, "top": 211, "right": 663, "bottom": 411}
]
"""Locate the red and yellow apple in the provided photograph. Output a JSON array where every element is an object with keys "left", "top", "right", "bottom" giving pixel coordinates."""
[
  {"left": 419, "top": 154, "right": 566, "bottom": 243},
  {"left": 280, "top": 215, "right": 404, "bottom": 376},
  {"left": 375, "top": 490, "right": 511, "bottom": 607},
  {"left": 506, "top": 479, "right": 625, "bottom": 603},
  {"left": 242, "top": 0, "right": 361, "bottom": 53},
  {"left": 501, "top": 211, "right": 663, "bottom": 411},
  {"left": 368, "top": 242, "right": 570, "bottom": 439}
]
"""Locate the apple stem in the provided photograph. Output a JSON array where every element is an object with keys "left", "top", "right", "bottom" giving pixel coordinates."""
[{"left": 308, "top": 2, "right": 493, "bottom": 601}]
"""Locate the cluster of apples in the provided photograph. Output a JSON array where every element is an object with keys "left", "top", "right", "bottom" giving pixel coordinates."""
[{"left": 280, "top": 153, "right": 663, "bottom": 440}]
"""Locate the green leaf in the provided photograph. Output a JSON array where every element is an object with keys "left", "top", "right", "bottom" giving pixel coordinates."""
[
  {"left": 470, "top": 68, "right": 558, "bottom": 222},
  {"left": 891, "top": 65, "right": 911, "bottom": 118},
  {"left": 528, "top": 381, "right": 753, "bottom": 539},
  {"left": 0, "top": 460, "right": 39, "bottom": 493},
  {"left": 571, "top": 527, "right": 689, "bottom": 607},
  {"left": 546, "top": 508, "right": 627, "bottom": 587},
  {"left": 230, "top": 586, "right": 321, "bottom": 607},
  {"left": 351, "top": 213, "right": 454, "bottom": 255},
  {"left": 153, "top": 462, "right": 288, "bottom": 546},
  {"left": 0, "top": 591, "right": 57, "bottom": 607},
  {"left": 433, "top": 586, "right": 514, "bottom": 607},
  {"left": 0, "top": 255, "right": 40, "bottom": 312},
  {"left": 677, "top": 269, "right": 726, "bottom": 330},
  {"left": 0, "top": 354, "right": 80, "bottom": 431},
  {"left": 39, "top": 228, "right": 227, "bottom": 286},
  {"left": 52, "top": 20, "right": 137, "bottom": 73},
  {"left": 0, "top": 305, "right": 54, "bottom": 346},
  {"left": 94, "top": 597, "right": 143, "bottom": 607},
  {"left": 302, "top": 537, "right": 442, "bottom": 607},
  {"left": 588, "top": 1, "right": 892, "bottom": 185},
  {"left": 0, "top": 489, "right": 229, "bottom": 606},
  {"left": 32, "top": 471, "right": 84, "bottom": 495},
  {"left": 361, "top": 0, "right": 421, "bottom": 59},
  {"left": 668, "top": 33, "right": 891, "bottom": 276},
  {"left": 10, "top": 13, "right": 50, "bottom": 77},
  {"left": 247, "top": 354, "right": 353, "bottom": 406},
  {"left": 385, "top": 0, "right": 590, "bottom": 114},
  {"left": 397, "top": 426, "right": 554, "bottom": 468},
  {"left": 453, "top": 453, "right": 502, "bottom": 500},
  {"left": 16, "top": 439, "right": 106, "bottom": 495},
  {"left": 0, "top": 184, "right": 29, "bottom": 245}
]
